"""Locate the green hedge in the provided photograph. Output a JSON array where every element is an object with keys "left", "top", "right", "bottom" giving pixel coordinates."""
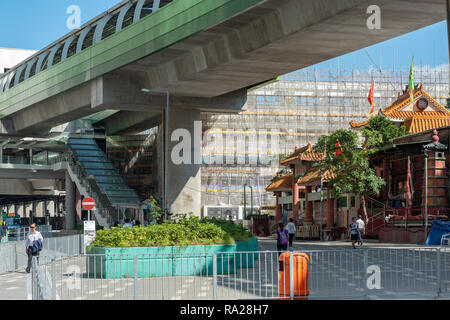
[
  {"left": 89, "top": 216, "right": 253, "bottom": 248},
  {"left": 202, "top": 217, "right": 253, "bottom": 242}
]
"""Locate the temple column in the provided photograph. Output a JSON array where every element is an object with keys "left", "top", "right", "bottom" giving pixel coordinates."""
[
  {"left": 304, "top": 186, "right": 313, "bottom": 225},
  {"left": 292, "top": 175, "right": 299, "bottom": 221},
  {"left": 326, "top": 187, "right": 334, "bottom": 229},
  {"left": 275, "top": 191, "right": 282, "bottom": 223}
]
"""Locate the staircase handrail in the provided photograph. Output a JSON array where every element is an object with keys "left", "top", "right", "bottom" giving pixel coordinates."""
[
  {"left": 65, "top": 151, "right": 116, "bottom": 227},
  {"left": 366, "top": 196, "right": 396, "bottom": 212}
]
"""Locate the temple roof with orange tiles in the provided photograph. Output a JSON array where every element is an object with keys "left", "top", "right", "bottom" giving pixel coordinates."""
[
  {"left": 297, "top": 166, "right": 337, "bottom": 186},
  {"left": 265, "top": 174, "right": 293, "bottom": 192},
  {"left": 350, "top": 83, "right": 450, "bottom": 134},
  {"left": 281, "top": 141, "right": 325, "bottom": 166}
]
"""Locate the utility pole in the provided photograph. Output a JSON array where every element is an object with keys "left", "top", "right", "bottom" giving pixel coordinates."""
[
  {"left": 243, "top": 184, "right": 254, "bottom": 219},
  {"left": 319, "top": 169, "right": 324, "bottom": 241}
]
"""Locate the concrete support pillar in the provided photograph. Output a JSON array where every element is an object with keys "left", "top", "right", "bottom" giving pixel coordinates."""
[
  {"left": 31, "top": 202, "right": 37, "bottom": 223},
  {"left": 167, "top": 108, "right": 201, "bottom": 216},
  {"left": 326, "top": 187, "right": 334, "bottom": 230},
  {"left": 304, "top": 186, "right": 313, "bottom": 225},
  {"left": 275, "top": 192, "right": 282, "bottom": 223},
  {"left": 292, "top": 174, "right": 299, "bottom": 221},
  {"left": 65, "top": 171, "right": 76, "bottom": 230},
  {"left": 76, "top": 189, "right": 82, "bottom": 221}
]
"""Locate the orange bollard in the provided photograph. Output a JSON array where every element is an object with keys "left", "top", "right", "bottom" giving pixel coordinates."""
[{"left": 278, "top": 252, "right": 309, "bottom": 300}]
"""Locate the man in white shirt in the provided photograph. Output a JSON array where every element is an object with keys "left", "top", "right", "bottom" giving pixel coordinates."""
[
  {"left": 286, "top": 218, "right": 296, "bottom": 247},
  {"left": 356, "top": 215, "right": 365, "bottom": 246},
  {"left": 25, "top": 223, "right": 43, "bottom": 273}
]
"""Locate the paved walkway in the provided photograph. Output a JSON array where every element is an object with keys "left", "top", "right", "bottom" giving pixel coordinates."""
[
  {"left": 0, "top": 238, "right": 447, "bottom": 300},
  {"left": 0, "top": 269, "right": 30, "bottom": 300}
]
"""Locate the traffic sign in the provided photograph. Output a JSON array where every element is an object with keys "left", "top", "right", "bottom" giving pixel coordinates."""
[{"left": 82, "top": 197, "right": 95, "bottom": 210}]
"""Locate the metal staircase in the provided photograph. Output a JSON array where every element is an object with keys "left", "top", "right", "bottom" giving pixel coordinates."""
[
  {"left": 66, "top": 138, "right": 141, "bottom": 227},
  {"left": 365, "top": 197, "right": 395, "bottom": 236}
]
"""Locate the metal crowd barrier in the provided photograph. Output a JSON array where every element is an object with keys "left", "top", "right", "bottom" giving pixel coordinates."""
[
  {"left": 0, "top": 234, "right": 82, "bottom": 273},
  {"left": 7, "top": 225, "right": 53, "bottom": 241},
  {"left": 32, "top": 256, "right": 48, "bottom": 300},
  {"left": 32, "top": 247, "right": 450, "bottom": 300}
]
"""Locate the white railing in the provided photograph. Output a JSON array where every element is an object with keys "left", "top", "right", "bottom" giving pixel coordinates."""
[{"left": 32, "top": 247, "right": 450, "bottom": 300}]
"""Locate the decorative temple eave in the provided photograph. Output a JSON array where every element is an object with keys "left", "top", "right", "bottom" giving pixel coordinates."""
[
  {"left": 297, "top": 167, "right": 337, "bottom": 187},
  {"left": 281, "top": 141, "right": 325, "bottom": 166},
  {"left": 350, "top": 84, "right": 450, "bottom": 134},
  {"left": 265, "top": 174, "right": 293, "bottom": 192}
]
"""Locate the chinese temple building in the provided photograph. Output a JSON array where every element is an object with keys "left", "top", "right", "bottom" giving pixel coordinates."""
[
  {"left": 266, "top": 83, "right": 449, "bottom": 243},
  {"left": 373, "top": 127, "right": 449, "bottom": 243},
  {"left": 266, "top": 142, "right": 322, "bottom": 224},
  {"left": 350, "top": 83, "right": 450, "bottom": 133},
  {"left": 349, "top": 84, "right": 450, "bottom": 243}
]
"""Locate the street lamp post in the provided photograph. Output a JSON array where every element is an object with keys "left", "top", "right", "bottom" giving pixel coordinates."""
[
  {"left": 141, "top": 89, "right": 170, "bottom": 220},
  {"left": 243, "top": 184, "right": 254, "bottom": 220}
]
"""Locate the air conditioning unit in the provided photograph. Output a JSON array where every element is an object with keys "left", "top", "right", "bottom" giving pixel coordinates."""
[{"left": 202, "top": 206, "right": 241, "bottom": 220}]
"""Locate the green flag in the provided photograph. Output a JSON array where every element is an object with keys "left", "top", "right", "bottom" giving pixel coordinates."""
[{"left": 409, "top": 57, "right": 415, "bottom": 103}]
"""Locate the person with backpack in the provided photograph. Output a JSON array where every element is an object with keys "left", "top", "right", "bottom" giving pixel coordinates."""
[
  {"left": 348, "top": 217, "right": 359, "bottom": 249},
  {"left": 25, "top": 223, "right": 43, "bottom": 273},
  {"left": 276, "top": 223, "right": 289, "bottom": 256}
]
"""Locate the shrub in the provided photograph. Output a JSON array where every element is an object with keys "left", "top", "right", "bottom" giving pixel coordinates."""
[
  {"left": 90, "top": 216, "right": 228, "bottom": 248},
  {"left": 89, "top": 216, "right": 254, "bottom": 248},
  {"left": 201, "top": 217, "right": 253, "bottom": 242}
]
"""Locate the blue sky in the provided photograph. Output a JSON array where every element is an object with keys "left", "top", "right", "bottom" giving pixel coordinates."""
[{"left": 0, "top": 0, "right": 448, "bottom": 71}]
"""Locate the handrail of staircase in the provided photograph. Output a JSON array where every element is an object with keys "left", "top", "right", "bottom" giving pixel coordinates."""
[
  {"left": 65, "top": 151, "right": 115, "bottom": 227},
  {"left": 366, "top": 196, "right": 396, "bottom": 212}
]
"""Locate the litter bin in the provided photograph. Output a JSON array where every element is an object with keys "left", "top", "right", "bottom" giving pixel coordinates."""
[{"left": 278, "top": 252, "right": 309, "bottom": 300}]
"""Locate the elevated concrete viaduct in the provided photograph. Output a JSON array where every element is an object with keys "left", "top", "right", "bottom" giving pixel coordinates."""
[{"left": 0, "top": 0, "right": 446, "bottom": 216}]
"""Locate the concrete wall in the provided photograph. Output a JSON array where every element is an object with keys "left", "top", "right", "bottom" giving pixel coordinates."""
[{"left": 167, "top": 109, "right": 201, "bottom": 216}]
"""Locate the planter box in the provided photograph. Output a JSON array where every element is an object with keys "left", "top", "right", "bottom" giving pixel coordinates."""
[
  {"left": 87, "top": 246, "right": 173, "bottom": 279},
  {"left": 88, "top": 238, "right": 259, "bottom": 279},
  {"left": 235, "top": 238, "right": 259, "bottom": 268},
  {"left": 87, "top": 243, "right": 246, "bottom": 279}
]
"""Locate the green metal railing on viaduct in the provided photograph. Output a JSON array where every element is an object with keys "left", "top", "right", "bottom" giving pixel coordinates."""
[{"left": 0, "top": 0, "right": 263, "bottom": 118}]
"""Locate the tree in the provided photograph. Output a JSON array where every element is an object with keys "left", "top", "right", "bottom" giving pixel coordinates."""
[
  {"left": 314, "top": 129, "right": 385, "bottom": 225},
  {"left": 361, "top": 116, "right": 408, "bottom": 167},
  {"left": 147, "top": 196, "right": 163, "bottom": 222},
  {"left": 361, "top": 116, "right": 407, "bottom": 149}
]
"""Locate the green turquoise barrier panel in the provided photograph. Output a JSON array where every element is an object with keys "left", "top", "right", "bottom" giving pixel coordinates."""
[
  {"left": 250, "top": 237, "right": 259, "bottom": 261},
  {"left": 87, "top": 244, "right": 240, "bottom": 279},
  {"left": 235, "top": 240, "right": 252, "bottom": 268},
  {"left": 172, "top": 244, "right": 237, "bottom": 276},
  {"left": 87, "top": 246, "right": 173, "bottom": 279},
  {"left": 235, "top": 238, "right": 258, "bottom": 268}
]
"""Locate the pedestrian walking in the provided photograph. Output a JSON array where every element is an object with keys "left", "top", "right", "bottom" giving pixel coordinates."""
[
  {"left": 0, "top": 221, "right": 7, "bottom": 243},
  {"left": 348, "top": 217, "right": 359, "bottom": 249},
  {"left": 25, "top": 223, "right": 43, "bottom": 273},
  {"left": 356, "top": 215, "right": 365, "bottom": 245},
  {"left": 286, "top": 218, "right": 296, "bottom": 247},
  {"left": 276, "top": 223, "right": 289, "bottom": 256}
]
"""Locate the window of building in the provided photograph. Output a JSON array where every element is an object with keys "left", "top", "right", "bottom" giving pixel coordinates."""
[
  {"left": 337, "top": 196, "right": 347, "bottom": 208},
  {"left": 350, "top": 196, "right": 356, "bottom": 208}
]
